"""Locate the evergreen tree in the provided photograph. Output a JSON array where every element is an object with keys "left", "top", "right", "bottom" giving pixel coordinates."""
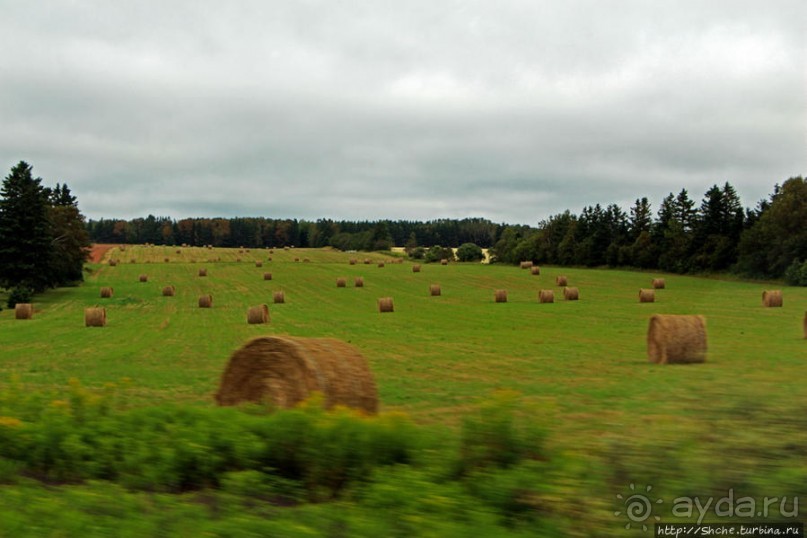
[{"left": 0, "top": 162, "right": 53, "bottom": 292}]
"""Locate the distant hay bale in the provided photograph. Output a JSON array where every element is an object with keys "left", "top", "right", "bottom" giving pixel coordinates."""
[
  {"left": 377, "top": 262, "right": 385, "bottom": 268},
  {"left": 530, "top": 266, "right": 541, "bottom": 275},
  {"left": 247, "top": 304, "right": 269, "bottom": 324},
  {"left": 336, "top": 277, "right": 347, "bottom": 288},
  {"left": 349, "top": 259, "right": 357, "bottom": 265},
  {"left": 294, "top": 257, "right": 300, "bottom": 262},
  {"left": 108, "top": 259, "right": 117, "bottom": 267},
  {"left": 15, "top": 303, "right": 33, "bottom": 320},
  {"left": 303, "top": 258, "right": 311, "bottom": 263},
  {"left": 647, "top": 314, "right": 707, "bottom": 364},
  {"left": 198, "top": 268, "right": 207, "bottom": 277},
  {"left": 119, "top": 245, "right": 126, "bottom": 251},
  {"left": 563, "top": 287, "right": 579, "bottom": 301},
  {"left": 273, "top": 291, "right": 285, "bottom": 304},
  {"left": 762, "top": 290, "right": 783, "bottom": 307},
  {"left": 255, "top": 261, "right": 263, "bottom": 268},
  {"left": 198, "top": 294, "right": 213, "bottom": 308},
  {"left": 441, "top": 259, "right": 448, "bottom": 265},
  {"left": 494, "top": 289, "right": 508, "bottom": 303},
  {"left": 84, "top": 307, "right": 106, "bottom": 327},
  {"left": 236, "top": 258, "right": 242, "bottom": 263},
  {"left": 130, "top": 258, "right": 136, "bottom": 264},
  {"left": 269, "top": 249, "right": 274, "bottom": 254},
  {"left": 139, "top": 274, "right": 148, "bottom": 282},
  {"left": 214, "top": 335, "right": 379, "bottom": 413},
  {"left": 238, "top": 249, "right": 244, "bottom": 254},
  {"left": 354, "top": 277, "right": 364, "bottom": 287},
  {"left": 263, "top": 272, "right": 273, "bottom": 280},
  {"left": 652, "top": 278, "right": 666, "bottom": 289},
  {"left": 538, "top": 290, "right": 554, "bottom": 303},
  {"left": 639, "top": 289, "right": 655, "bottom": 303},
  {"left": 246, "top": 249, "right": 251, "bottom": 253},
  {"left": 556, "top": 276, "right": 568, "bottom": 286},
  {"left": 397, "top": 258, "right": 404, "bottom": 264},
  {"left": 363, "top": 259, "right": 371, "bottom": 264},
  {"left": 164, "top": 258, "right": 170, "bottom": 263},
  {"left": 520, "top": 261, "right": 533, "bottom": 269},
  {"left": 267, "top": 257, "right": 272, "bottom": 262},
  {"left": 412, "top": 264, "right": 421, "bottom": 273},
  {"left": 430, "top": 284, "right": 441, "bottom": 296},
  {"left": 378, "top": 297, "right": 394, "bottom": 313},
  {"left": 175, "top": 249, "right": 181, "bottom": 254},
  {"left": 100, "top": 287, "right": 113, "bottom": 298},
  {"left": 162, "top": 285, "right": 176, "bottom": 297}
]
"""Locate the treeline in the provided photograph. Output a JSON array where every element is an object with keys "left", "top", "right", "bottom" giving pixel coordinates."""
[
  {"left": 0, "top": 162, "right": 91, "bottom": 305},
  {"left": 86, "top": 216, "right": 511, "bottom": 252},
  {"left": 494, "top": 176, "right": 807, "bottom": 281}
]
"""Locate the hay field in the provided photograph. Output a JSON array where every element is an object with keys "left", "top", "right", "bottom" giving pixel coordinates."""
[{"left": 1, "top": 244, "right": 805, "bottom": 443}]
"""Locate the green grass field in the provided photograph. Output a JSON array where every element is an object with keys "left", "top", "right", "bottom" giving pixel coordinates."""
[{"left": 0, "top": 245, "right": 805, "bottom": 536}]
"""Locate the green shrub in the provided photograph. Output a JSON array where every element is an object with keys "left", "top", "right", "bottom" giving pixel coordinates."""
[
  {"left": 784, "top": 258, "right": 807, "bottom": 285},
  {"left": 456, "top": 243, "right": 484, "bottom": 262},
  {"left": 6, "top": 285, "right": 33, "bottom": 308}
]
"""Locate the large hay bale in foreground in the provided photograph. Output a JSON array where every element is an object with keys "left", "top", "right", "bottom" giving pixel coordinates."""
[
  {"left": 639, "top": 289, "right": 655, "bottom": 303},
  {"left": 139, "top": 274, "right": 148, "bottom": 282},
  {"left": 215, "top": 336, "right": 379, "bottom": 413},
  {"left": 647, "top": 314, "right": 707, "bottom": 364},
  {"left": 430, "top": 284, "right": 441, "bottom": 296},
  {"left": 378, "top": 297, "right": 394, "bottom": 313},
  {"left": 162, "top": 285, "right": 176, "bottom": 297},
  {"left": 273, "top": 291, "right": 285, "bottom": 304},
  {"left": 247, "top": 304, "right": 269, "bottom": 324},
  {"left": 494, "top": 289, "right": 508, "bottom": 303},
  {"left": 100, "top": 287, "right": 114, "bottom": 298},
  {"left": 354, "top": 277, "right": 364, "bottom": 288},
  {"left": 762, "top": 290, "right": 783, "bottom": 307},
  {"left": 538, "top": 290, "right": 554, "bottom": 303},
  {"left": 556, "top": 276, "right": 568, "bottom": 286},
  {"left": 412, "top": 264, "right": 421, "bottom": 273},
  {"left": 336, "top": 277, "right": 347, "bottom": 288},
  {"left": 563, "top": 287, "right": 579, "bottom": 301},
  {"left": 652, "top": 278, "right": 666, "bottom": 289},
  {"left": 15, "top": 303, "right": 33, "bottom": 320},
  {"left": 85, "top": 307, "right": 106, "bottom": 327},
  {"left": 199, "top": 294, "right": 213, "bottom": 308},
  {"left": 531, "top": 266, "right": 541, "bottom": 275}
]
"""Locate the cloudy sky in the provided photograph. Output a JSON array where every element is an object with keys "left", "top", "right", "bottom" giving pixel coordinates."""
[{"left": 1, "top": 1, "right": 804, "bottom": 224}]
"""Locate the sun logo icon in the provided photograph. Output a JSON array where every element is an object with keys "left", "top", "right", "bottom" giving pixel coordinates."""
[{"left": 614, "top": 483, "right": 663, "bottom": 531}]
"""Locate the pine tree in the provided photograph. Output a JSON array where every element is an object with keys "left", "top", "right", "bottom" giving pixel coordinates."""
[{"left": 0, "top": 162, "right": 53, "bottom": 292}]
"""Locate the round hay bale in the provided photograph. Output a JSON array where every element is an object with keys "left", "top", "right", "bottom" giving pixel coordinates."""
[
  {"left": 198, "top": 268, "right": 207, "bottom": 277},
  {"left": 255, "top": 261, "right": 263, "bottom": 268},
  {"left": 162, "top": 285, "right": 176, "bottom": 297},
  {"left": 349, "top": 259, "right": 357, "bottom": 265},
  {"left": 440, "top": 259, "right": 448, "bottom": 265},
  {"left": 354, "top": 276, "right": 364, "bottom": 288},
  {"left": 100, "top": 287, "right": 113, "bottom": 298},
  {"left": 377, "top": 262, "right": 385, "bottom": 268},
  {"left": 639, "top": 289, "right": 655, "bottom": 303},
  {"left": 430, "top": 284, "right": 441, "bottom": 296},
  {"left": 15, "top": 303, "right": 33, "bottom": 320},
  {"left": 303, "top": 258, "right": 311, "bottom": 263},
  {"left": 762, "top": 290, "right": 783, "bottom": 307},
  {"left": 647, "top": 314, "right": 707, "bottom": 364},
  {"left": 139, "top": 274, "right": 148, "bottom": 282},
  {"left": 273, "top": 290, "right": 285, "bottom": 304},
  {"left": 247, "top": 304, "right": 269, "bottom": 324},
  {"left": 294, "top": 257, "right": 300, "bottom": 262},
  {"left": 494, "top": 289, "right": 508, "bottom": 303},
  {"left": 164, "top": 257, "right": 170, "bottom": 263},
  {"left": 520, "top": 261, "right": 533, "bottom": 269},
  {"left": 267, "top": 257, "right": 272, "bottom": 262},
  {"left": 108, "top": 259, "right": 117, "bottom": 267},
  {"left": 336, "top": 277, "right": 347, "bottom": 288},
  {"left": 236, "top": 258, "right": 242, "bottom": 263},
  {"left": 412, "top": 264, "right": 421, "bottom": 273},
  {"left": 563, "top": 287, "right": 579, "bottom": 301},
  {"left": 538, "top": 290, "right": 554, "bottom": 303},
  {"left": 214, "top": 336, "right": 379, "bottom": 413},
  {"left": 119, "top": 245, "right": 126, "bottom": 251},
  {"left": 175, "top": 249, "right": 181, "bottom": 255},
  {"left": 263, "top": 272, "right": 273, "bottom": 280},
  {"left": 652, "top": 278, "right": 666, "bottom": 289},
  {"left": 556, "top": 276, "right": 568, "bottom": 286},
  {"left": 269, "top": 249, "right": 274, "bottom": 254},
  {"left": 378, "top": 297, "right": 394, "bottom": 313},
  {"left": 130, "top": 258, "right": 136, "bottom": 264},
  {"left": 530, "top": 266, "right": 541, "bottom": 275},
  {"left": 85, "top": 307, "right": 106, "bottom": 327},
  {"left": 198, "top": 294, "right": 213, "bottom": 308},
  {"left": 238, "top": 249, "right": 244, "bottom": 254}
]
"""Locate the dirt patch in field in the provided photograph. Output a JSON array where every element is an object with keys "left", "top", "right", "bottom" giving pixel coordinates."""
[{"left": 88, "top": 244, "right": 116, "bottom": 263}]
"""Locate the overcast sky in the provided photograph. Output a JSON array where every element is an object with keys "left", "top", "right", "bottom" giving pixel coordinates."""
[{"left": 1, "top": 1, "right": 804, "bottom": 224}]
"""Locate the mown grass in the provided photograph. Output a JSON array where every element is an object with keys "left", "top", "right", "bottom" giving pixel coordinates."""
[{"left": 0, "top": 245, "right": 805, "bottom": 536}]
